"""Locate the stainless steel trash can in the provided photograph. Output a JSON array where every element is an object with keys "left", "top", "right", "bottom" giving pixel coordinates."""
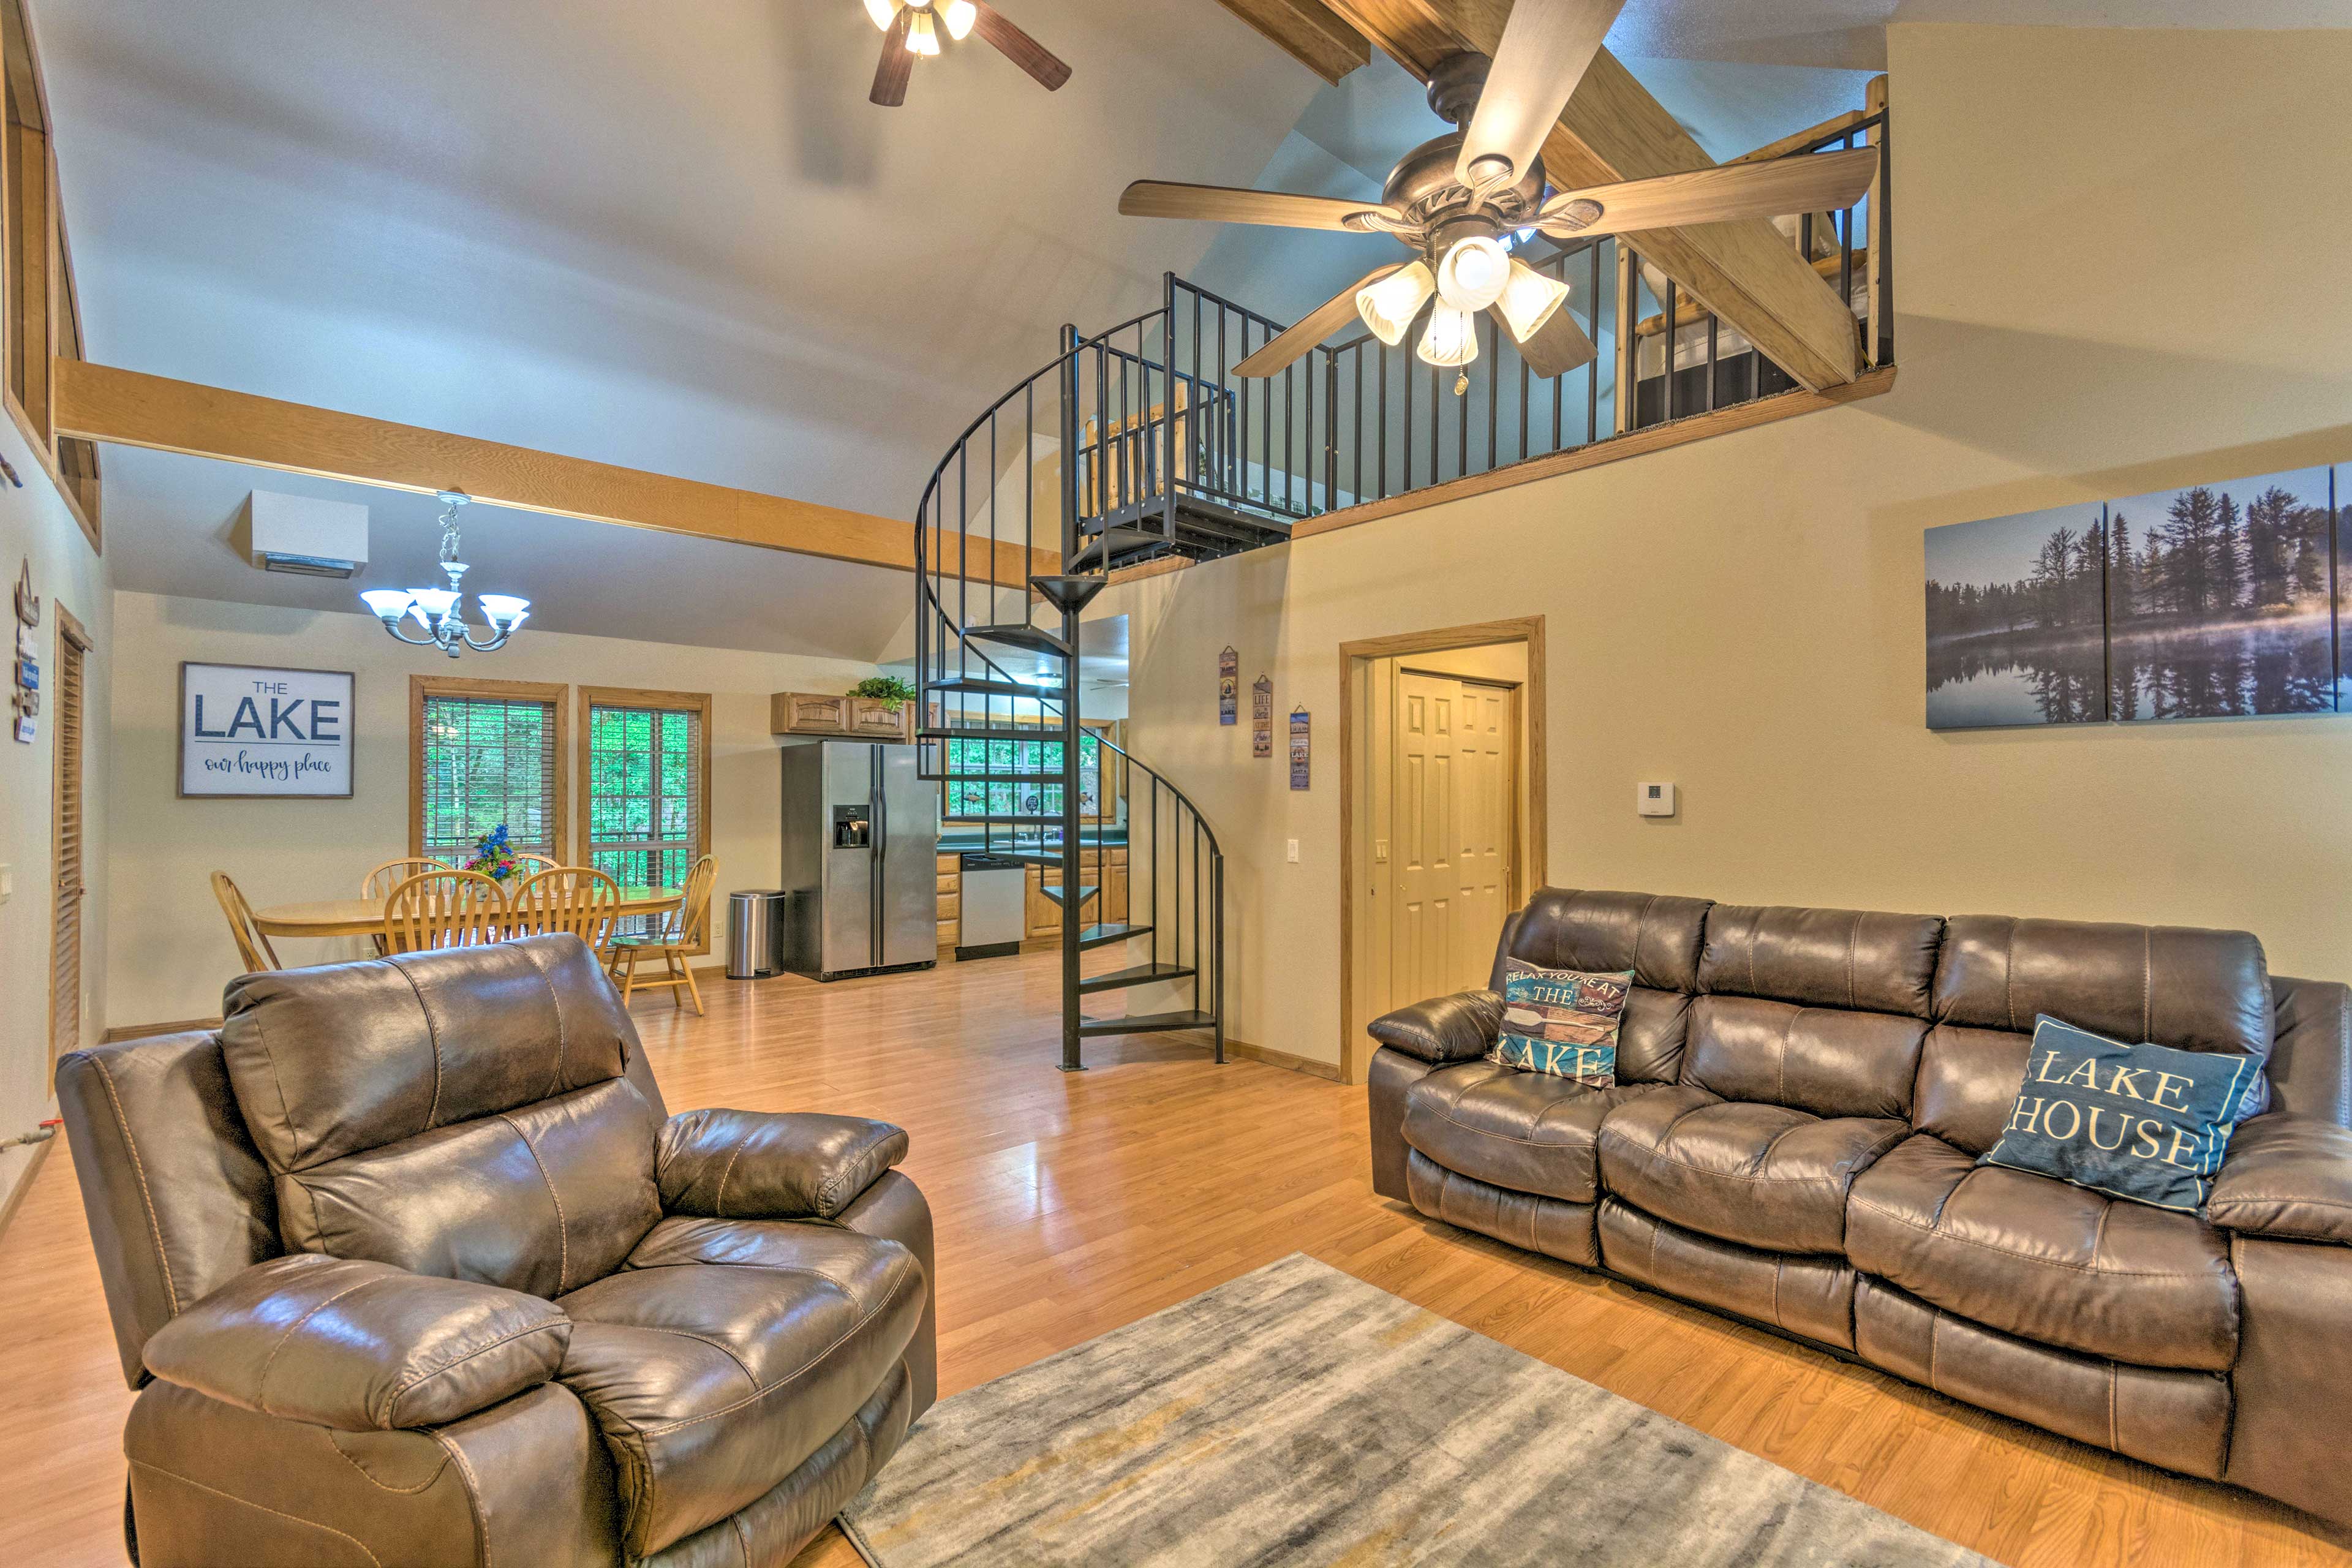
[{"left": 726, "top": 890, "right": 788, "bottom": 979}]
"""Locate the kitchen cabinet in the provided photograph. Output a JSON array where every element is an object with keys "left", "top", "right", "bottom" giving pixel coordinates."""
[
  {"left": 936, "top": 851, "right": 960, "bottom": 950},
  {"left": 770, "top": 691, "right": 911, "bottom": 742}
]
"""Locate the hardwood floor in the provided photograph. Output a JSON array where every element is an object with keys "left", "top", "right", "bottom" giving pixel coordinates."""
[{"left": 2, "top": 948, "right": 2346, "bottom": 1567}]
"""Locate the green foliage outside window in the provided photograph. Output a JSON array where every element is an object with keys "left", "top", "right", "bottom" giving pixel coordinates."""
[{"left": 941, "top": 731, "right": 1102, "bottom": 821}]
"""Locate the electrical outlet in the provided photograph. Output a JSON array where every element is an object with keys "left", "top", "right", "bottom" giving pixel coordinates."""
[
  {"left": 0, "top": 864, "right": 10, "bottom": 901},
  {"left": 1286, "top": 839, "right": 1300, "bottom": 864}
]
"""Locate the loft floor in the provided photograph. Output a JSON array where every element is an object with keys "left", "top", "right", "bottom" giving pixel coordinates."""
[{"left": 1, "top": 949, "right": 2339, "bottom": 1568}]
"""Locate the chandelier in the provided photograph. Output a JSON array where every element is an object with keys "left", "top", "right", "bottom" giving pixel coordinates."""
[
  {"left": 358, "top": 491, "right": 530, "bottom": 658},
  {"left": 861, "top": 0, "right": 975, "bottom": 55}
]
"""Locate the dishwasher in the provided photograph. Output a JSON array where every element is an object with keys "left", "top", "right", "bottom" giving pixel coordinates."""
[{"left": 955, "top": 852, "right": 1026, "bottom": 962}]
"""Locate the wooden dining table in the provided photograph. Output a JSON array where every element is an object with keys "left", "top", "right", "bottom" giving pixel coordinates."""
[{"left": 251, "top": 885, "right": 685, "bottom": 940}]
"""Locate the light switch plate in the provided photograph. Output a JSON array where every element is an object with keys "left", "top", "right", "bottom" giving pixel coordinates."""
[
  {"left": 1637, "top": 782, "right": 1677, "bottom": 818},
  {"left": 0, "top": 863, "right": 10, "bottom": 900},
  {"left": 1287, "top": 839, "right": 1300, "bottom": 863}
]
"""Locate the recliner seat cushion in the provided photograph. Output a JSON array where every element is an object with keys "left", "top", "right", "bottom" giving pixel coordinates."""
[
  {"left": 1845, "top": 1133, "right": 2237, "bottom": 1371},
  {"left": 1401, "top": 1061, "right": 1663, "bottom": 1204},
  {"left": 1596, "top": 1085, "right": 1906, "bottom": 1254},
  {"left": 557, "top": 1229, "right": 924, "bottom": 1556}
]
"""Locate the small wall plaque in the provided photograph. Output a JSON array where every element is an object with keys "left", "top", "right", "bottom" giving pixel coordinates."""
[
  {"left": 1289, "top": 707, "right": 1311, "bottom": 791},
  {"left": 1218, "top": 645, "right": 1238, "bottom": 725}
]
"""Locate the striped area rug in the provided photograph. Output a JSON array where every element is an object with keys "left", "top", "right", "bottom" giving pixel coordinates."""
[{"left": 840, "top": 1253, "right": 1994, "bottom": 1567}]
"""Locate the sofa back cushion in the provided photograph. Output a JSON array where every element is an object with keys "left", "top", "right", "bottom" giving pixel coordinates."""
[
  {"left": 1684, "top": 994, "right": 1930, "bottom": 1120},
  {"left": 1493, "top": 889, "right": 1711, "bottom": 1084},
  {"left": 220, "top": 935, "right": 661, "bottom": 1295},
  {"left": 1919, "top": 916, "right": 2275, "bottom": 1144},
  {"left": 1699, "top": 904, "right": 1945, "bottom": 1019}
]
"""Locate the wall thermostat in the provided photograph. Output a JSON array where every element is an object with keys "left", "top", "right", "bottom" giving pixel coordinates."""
[{"left": 1637, "top": 782, "right": 1677, "bottom": 818}]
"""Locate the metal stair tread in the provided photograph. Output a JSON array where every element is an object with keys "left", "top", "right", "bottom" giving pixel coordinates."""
[
  {"left": 1038, "top": 883, "right": 1098, "bottom": 906},
  {"left": 961, "top": 623, "right": 1071, "bottom": 657},
  {"left": 1077, "top": 1009, "right": 1219, "bottom": 1036},
  {"left": 1076, "top": 922, "right": 1152, "bottom": 949},
  {"left": 1076, "top": 962, "right": 1196, "bottom": 994},
  {"left": 924, "top": 677, "right": 1063, "bottom": 699}
]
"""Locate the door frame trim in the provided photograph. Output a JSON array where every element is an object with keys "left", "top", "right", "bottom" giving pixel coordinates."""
[{"left": 1338, "top": 615, "right": 1546, "bottom": 1085}]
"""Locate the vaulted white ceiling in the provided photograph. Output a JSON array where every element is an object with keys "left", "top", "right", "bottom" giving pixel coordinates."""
[{"left": 39, "top": 0, "right": 2348, "bottom": 660}]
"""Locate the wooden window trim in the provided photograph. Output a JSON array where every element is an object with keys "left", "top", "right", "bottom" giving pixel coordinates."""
[
  {"left": 576, "top": 685, "right": 714, "bottom": 956},
  {"left": 48, "top": 598, "right": 86, "bottom": 1072},
  {"left": 409, "top": 674, "right": 569, "bottom": 862}
]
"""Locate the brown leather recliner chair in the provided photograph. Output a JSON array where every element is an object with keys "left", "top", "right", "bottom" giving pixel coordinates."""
[
  {"left": 1368, "top": 889, "right": 2352, "bottom": 1530},
  {"left": 56, "top": 934, "right": 938, "bottom": 1567}
]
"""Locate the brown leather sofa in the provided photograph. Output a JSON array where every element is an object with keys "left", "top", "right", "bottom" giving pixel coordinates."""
[
  {"left": 56, "top": 934, "right": 937, "bottom": 1567},
  {"left": 1368, "top": 889, "right": 2352, "bottom": 1529}
]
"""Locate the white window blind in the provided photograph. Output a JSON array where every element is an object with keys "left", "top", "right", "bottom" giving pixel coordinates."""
[
  {"left": 585, "top": 701, "right": 705, "bottom": 894},
  {"left": 420, "top": 693, "right": 561, "bottom": 860}
]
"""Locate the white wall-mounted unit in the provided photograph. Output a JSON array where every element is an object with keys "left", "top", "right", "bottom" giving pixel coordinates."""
[{"left": 249, "top": 490, "right": 369, "bottom": 578}]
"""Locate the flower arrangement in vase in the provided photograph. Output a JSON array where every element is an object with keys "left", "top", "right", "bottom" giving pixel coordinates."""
[{"left": 464, "top": 823, "right": 521, "bottom": 882}]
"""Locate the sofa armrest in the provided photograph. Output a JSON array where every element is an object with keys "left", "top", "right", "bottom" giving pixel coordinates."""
[
  {"left": 141, "top": 1253, "right": 568, "bottom": 1431},
  {"left": 657, "top": 1109, "right": 910, "bottom": 1220},
  {"left": 1366, "top": 989, "right": 1503, "bottom": 1065},
  {"left": 2208, "top": 1114, "right": 2352, "bottom": 1243}
]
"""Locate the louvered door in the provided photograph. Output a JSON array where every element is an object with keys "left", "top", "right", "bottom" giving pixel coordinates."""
[{"left": 50, "top": 607, "right": 89, "bottom": 1068}]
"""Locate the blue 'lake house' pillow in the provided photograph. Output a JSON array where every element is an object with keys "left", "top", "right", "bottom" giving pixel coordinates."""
[
  {"left": 1978, "top": 1015, "right": 2260, "bottom": 1213},
  {"left": 1491, "top": 959, "right": 1634, "bottom": 1087}
]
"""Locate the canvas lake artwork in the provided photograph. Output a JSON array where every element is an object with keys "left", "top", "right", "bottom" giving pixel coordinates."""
[
  {"left": 1924, "top": 467, "right": 2345, "bottom": 731},
  {"left": 1924, "top": 502, "right": 2109, "bottom": 729},
  {"left": 2108, "top": 467, "right": 2334, "bottom": 722}
]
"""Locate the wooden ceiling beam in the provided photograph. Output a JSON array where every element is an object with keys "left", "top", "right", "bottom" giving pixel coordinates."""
[
  {"left": 51, "top": 358, "right": 1058, "bottom": 589},
  {"left": 1210, "top": 0, "right": 1371, "bottom": 84},
  {"left": 1319, "top": 0, "right": 1864, "bottom": 389}
]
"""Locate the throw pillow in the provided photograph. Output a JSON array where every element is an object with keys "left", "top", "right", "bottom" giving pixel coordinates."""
[
  {"left": 1978, "top": 1014, "right": 2260, "bottom": 1213},
  {"left": 1491, "top": 960, "right": 1634, "bottom": 1087}
]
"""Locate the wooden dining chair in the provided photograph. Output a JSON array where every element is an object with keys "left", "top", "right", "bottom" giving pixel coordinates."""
[
  {"left": 514, "top": 853, "right": 560, "bottom": 875},
  {"left": 510, "top": 866, "right": 622, "bottom": 953},
  {"left": 361, "top": 856, "right": 453, "bottom": 899},
  {"left": 210, "top": 872, "right": 281, "bottom": 976},
  {"left": 608, "top": 855, "right": 717, "bottom": 1015},
  {"left": 381, "top": 869, "right": 508, "bottom": 956}
]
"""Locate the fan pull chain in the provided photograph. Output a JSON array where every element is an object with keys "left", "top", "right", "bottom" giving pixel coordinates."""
[{"left": 1453, "top": 371, "right": 1468, "bottom": 397}]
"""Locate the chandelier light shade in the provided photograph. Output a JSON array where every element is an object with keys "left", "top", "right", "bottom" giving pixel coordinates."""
[
  {"left": 359, "top": 492, "right": 530, "bottom": 658},
  {"left": 1494, "top": 259, "right": 1572, "bottom": 342},
  {"left": 1435, "top": 235, "right": 1511, "bottom": 312},
  {"left": 1354, "top": 261, "right": 1434, "bottom": 347},
  {"left": 941, "top": 0, "right": 976, "bottom": 39},
  {"left": 862, "top": 0, "right": 897, "bottom": 29},
  {"left": 906, "top": 7, "right": 940, "bottom": 55},
  {"left": 1416, "top": 304, "right": 1479, "bottom": 368}
]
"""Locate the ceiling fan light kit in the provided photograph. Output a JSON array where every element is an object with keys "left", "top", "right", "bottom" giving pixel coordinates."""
[
  {"left": 1355, "top": 262, "right": 1434, "bottom": 347},
  {"left": 1418, "top": 305, "right": 1479, "bottom": 369},
  {"left": 864, "top": 0, "right": 1068, "bottom": 107},
  {"left": 1114, "top": 0, "right": 1877, "bottom": 388},
  {"left": 1495, "top": 260, "right": 1570, "bottom": 342}
]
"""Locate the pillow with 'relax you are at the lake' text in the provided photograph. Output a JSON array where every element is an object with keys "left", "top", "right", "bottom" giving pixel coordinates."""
[
  {"left": 1491, "top": 960, "right": 1632, "bottom": 1087},
  {"left": 1978, "top": 1015, "right": 2259, "bottom": 1213}
]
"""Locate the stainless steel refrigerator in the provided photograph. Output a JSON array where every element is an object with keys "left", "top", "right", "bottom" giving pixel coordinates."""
[{"left": 779, "top": 741, "right": 939, "bottom": 981}]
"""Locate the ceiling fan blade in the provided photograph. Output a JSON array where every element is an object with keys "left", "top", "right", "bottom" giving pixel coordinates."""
[
  {"left": 870, "top": 11, "right": 913, "bottom": 107},
  {"left": 1539, "top": 146, "right": 1877, "bottom": 237},
  {"left": 1493, "top": 301, "right": 1596, "bottom": 379},
  {"left": 970, "top": 1, "right": 1070, "bottom": 91},
  {"left": 1235, "top": 265, "right": 1401, "bottom": 379},
  {"left": 1119, "top": 180, "right": 1401, "bottom": 233},
  {"left": 1455, "top": 0, "right": 1627, "bottom": 189}
]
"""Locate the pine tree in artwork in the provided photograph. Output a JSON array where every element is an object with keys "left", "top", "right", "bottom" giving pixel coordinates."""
[
  {"left": 2214, "top": 491, "right": 2245, "bottom": 614},
  {"left": 2292, "top": 507, "right": 2328, "bottom": 599},
  {"left": 2245, "top": 486, "right": 2297, "bottom": 609},
  {"left": 2109, "top": 516, "right": 2136, "bottom": 623}
]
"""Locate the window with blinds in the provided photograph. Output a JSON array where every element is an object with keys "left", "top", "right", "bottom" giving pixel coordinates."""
[
  {"left": 942, "top": 726, "right": 1107, "bottom": 822},
  {"left": 582, "top": 691, "right": 709, "bottom": 928},
  {"left": 413, "top": 680, "right": 565, "bottom": 862}
]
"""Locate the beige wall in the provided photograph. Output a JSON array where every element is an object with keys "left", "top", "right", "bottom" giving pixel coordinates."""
[
  {"left": 107, "top": 591, "right": 876, "bottom": 1029},
  {"left": 1099, "top": 23, "right": 2352, "bottom": 1072},
  {"left": 0, "top": 415, "right": 111, "bottom": 1177}
]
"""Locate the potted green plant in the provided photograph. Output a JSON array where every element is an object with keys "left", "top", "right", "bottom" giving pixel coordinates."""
[{"left": 849, "top": 676, "right": 918, "bottom": 715}]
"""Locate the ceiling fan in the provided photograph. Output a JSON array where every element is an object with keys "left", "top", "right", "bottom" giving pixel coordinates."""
[
  {"left": 1117, "top": 0, "right": 1875, "bottom": 382},
  {"left": 862, "top": 0, "right": 1071, "bottom": 108}
]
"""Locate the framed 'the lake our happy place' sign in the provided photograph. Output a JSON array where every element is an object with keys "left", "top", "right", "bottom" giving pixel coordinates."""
[{"left": 179, "top": 662, "right": 355, "bottom": 798}]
